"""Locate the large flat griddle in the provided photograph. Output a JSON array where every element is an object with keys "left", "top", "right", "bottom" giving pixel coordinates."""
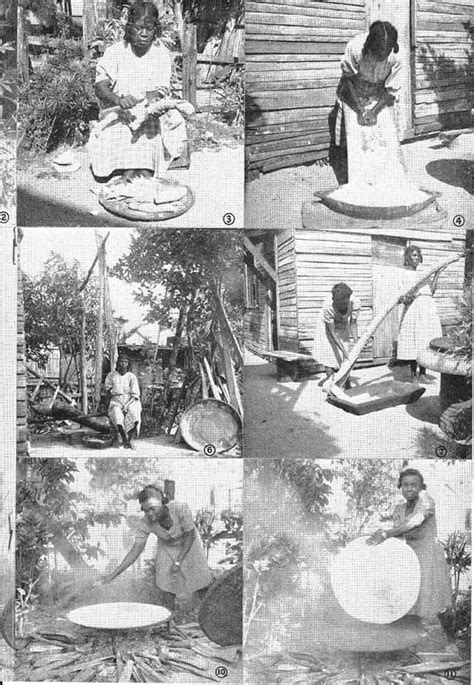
[{"left": 67, "top": 602, "right": 172, "bottom": 631}]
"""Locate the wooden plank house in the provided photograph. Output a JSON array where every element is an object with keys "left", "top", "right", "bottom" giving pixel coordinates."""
[
  {"left": 246, "top": 0, "right": 474, "bottom": 172},
  {"left": 243, "top": 216, "right": 466, "bottom": 369}
]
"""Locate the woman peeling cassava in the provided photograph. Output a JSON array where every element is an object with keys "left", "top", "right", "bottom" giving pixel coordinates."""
[{"left": 88, "top": 2, "right": 188, "bottom": 183}]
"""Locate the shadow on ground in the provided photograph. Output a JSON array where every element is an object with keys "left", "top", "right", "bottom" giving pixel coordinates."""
[{"left": 426, "top": 159, "right": 474, "bottom": 195}]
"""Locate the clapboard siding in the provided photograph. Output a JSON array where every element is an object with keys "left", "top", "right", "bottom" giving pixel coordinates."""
[
  {"left": 244, "top": 228, "right": 466, "bottom": 371},
  {"left": 17, "top": 258, "right": 28, "bottom": 455},
  {"left": 294, "top": 232, "right": 374, "bottom": 361},
  {"left": 246, "top": 0, "right": 474, "bottom": 171},
  {"left": 414, "top": 2, "right": 473, "bottom": 134},
  {"left": 243, "top": 274, "right": 271, "bottom": 352},
  {"left": 246, "top": 0, "right": 367, "bottom": 172},
  {"left": 276, "top": 234, "right": 300, "bottom": 350}
]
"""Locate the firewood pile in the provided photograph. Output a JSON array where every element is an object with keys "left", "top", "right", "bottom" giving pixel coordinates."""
[
  {"left": 19, "top": 621, "right": 241, "bottom": 682},
  {"left": 246, "top": 651, "right": 470, "bottom": 685}
]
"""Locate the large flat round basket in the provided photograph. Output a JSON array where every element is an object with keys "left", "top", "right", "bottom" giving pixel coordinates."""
[
  {"left": 67, "top": 602, "right": 171, "bottom": 630},
  {"left": 99, "top": 179, "right": 194, "bottom": 222},
  {"left": 180, "top": 399, "right": 242, "bottom": 453},
  {"left": 198, "top": 564, "right": 242, "bottom": 646},
  {"left": 330, "top": 537, "right": 420, "bottom": 624}
]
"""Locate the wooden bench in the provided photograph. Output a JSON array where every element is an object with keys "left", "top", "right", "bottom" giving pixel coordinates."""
[{"left": 259, "top": 350, "right": 318, "bottom": 381}]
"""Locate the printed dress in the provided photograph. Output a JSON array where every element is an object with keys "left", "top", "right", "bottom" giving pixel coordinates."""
[
  {"left": 135, "top": 501, "right": 212, "bottom": 599},
  {"left": 105, "top": 370, "right": 142, "bottom": 434},
  {"left": 396, "top": 267, "right": 442, "bottom": 361},
  {"left": 313, "top": 294, "right": 361, "bottom": 369},
  {"left": 393, "top": 493, "right": 452, "bottom": 617},
  {"left": 88, "top": 40, "right": 186, "bottom": 177}
]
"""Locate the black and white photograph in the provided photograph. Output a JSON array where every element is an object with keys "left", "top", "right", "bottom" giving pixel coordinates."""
[
  {"left": 0, "top": 226, "right": 16, "bottom": 680},
  {"left": 0, "top": 0, "right": 472, "bottom": 682},
  {"left": 0, "top": 0, "right": 15, "bottom": 226},
  {"left": 15, "top": 457, "right": 242, "bottom": 682},
  {"left": 244, "top": 458, "right": 471, "bottom": 684},
  {"left": 18, "top": 227, "right": 243, "bottom": 458},
  {"left": 246, "top": 1, "right": 473, "bottom": 228},
  {"left": 243, "top": 229, "right": 471, "bottom": 459},
  {"left": 17, "top": 0, "right": 244, "bottom": 228}
]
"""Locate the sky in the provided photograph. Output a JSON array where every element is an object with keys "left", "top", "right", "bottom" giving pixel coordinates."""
[{"left": 21, "top": 227, "right": 170, "bottom": 345}]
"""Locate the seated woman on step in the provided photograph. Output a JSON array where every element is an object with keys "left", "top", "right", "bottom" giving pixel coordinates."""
[
  {"left": 105, "top": 355, "right": 142, "bottom": 449},
  {"left": 88, "top": 1, "right": 187, "bottom": 182}
]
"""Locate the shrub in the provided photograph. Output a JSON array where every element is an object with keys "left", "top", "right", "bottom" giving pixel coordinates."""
[{"left": 19, "top": 38, "right": 99, "bottom": 152}]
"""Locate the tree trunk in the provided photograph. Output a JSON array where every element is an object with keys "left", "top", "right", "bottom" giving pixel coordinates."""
[
  {"left": 182, "top": 19, "right": 197, "bottom": 106},
  {"left": 94, "top": 239, "right": 105, "bottom": 410},
  {"left": 83, "top": 0, "right": 98, "bottom": 51},
  {"left": 34, "top": 401, "right": 110, "bottom": 432},
  {"left": 80, "top": 298, "right": 88, "bottom": 414},
  {"left": 18, "top": 7, "right": 29, "bottom": 85}
]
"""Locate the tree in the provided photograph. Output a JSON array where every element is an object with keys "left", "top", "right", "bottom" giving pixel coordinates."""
[
  {"left": 335, "top": 460, "right": 402, "bottom": 540},
  {"left": 111, "top": 228, "right": 243, "bottom": 360},
  {"left": 244, "top": 460, "right": 336, "bottom": 648},
  {"left": 23, "top": 253, "right": 101, "bottom": 371},
  {"left": 16, "top": 458, "right": 124, "bottom": 591}
]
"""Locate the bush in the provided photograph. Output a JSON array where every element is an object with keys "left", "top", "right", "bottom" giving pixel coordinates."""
[{"left": 19, "top": 38, "right": 99, "bottom": 152}]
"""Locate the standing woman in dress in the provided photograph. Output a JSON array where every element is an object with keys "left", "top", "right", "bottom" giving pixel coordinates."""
[
  {"left": 333, "top": 21, "right": 406, "bottom": 188},
  {"left": 314, "top": 282, "right": 361, "bottom": 387},
  {"left": 397, "top": 245, "right": 443, "bottom": 382},
  {"left": 102, "top": 485, "right": 212, "bottom": 611},
  {"left": 367, "top": 469, "right": 452, "bottom": 622}
]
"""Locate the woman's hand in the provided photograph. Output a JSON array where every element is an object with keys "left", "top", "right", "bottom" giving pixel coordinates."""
[
  {"left": 119, "top": 95, "right": 140, "bottom": 110},
  {"left": 366, "top": 530, "right": 386, "bottom": 546}
]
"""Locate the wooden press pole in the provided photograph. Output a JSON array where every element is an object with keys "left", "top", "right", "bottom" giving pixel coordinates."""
[
  {"left": 182, "top": 18, "right": 197, "bottom": 107},
  {"left": 80, "top": 296, "right": 88, "bottom": 414},
  {"left": 93, "top": 235, "right": 105, "bottom": 410},
  {"left": 78, "top": 232, "right": 110, "bottom": 415},
  {"left": 329, "top": 255, "right": 462, "bottom": 393}
]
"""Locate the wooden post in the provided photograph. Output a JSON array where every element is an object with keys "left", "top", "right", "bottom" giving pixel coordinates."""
[
  {"left": 80, "top": 296, "right": 88, "bottom": 414},
  {"left": 93, "top": 238, "right": 105, "bottom": 410},
  {"left": 17, "top": 8, "right": 29, "bottom": 85},
  {"left": 182, "top": 19, "right": 197, "bottom": 107},
  {"left": 82, "top": 0, "right": 98, "bottom": 51}
]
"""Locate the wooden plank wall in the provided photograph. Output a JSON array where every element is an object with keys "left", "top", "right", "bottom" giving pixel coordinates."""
[
  {"left": 414, "top": 0, "right": 474, "bottom": 134},
  {"left": 294, "top": 232, "right": 374, "bottom": 361},
  {"left": 276, "top": 234, "right": 300, "bottom": 350},
  {"left": 17, "top": 262, "right": 28, "bottom": 455},
  {"left": 243, "top": 267, "right": 272, "bottom": 352},
  {"left": 246, "top": 0, "right": 367, "bottom": 172},
  {"left": 293, "top": 231, "right": 465, "bottom": 363}
]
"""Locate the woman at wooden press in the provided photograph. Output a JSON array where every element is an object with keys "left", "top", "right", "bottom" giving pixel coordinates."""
[
  {"left": 332, "top": 21, "right": 403, "bottom": 185},
  {"left": 102, "top": 485, "right": 212, "bottom": 611},
  {"left": 367, "top": 469, "right": 452, "bottom": 625},
  {"left": 314, "top": 282, "right": 361, "bottom": 388},
  {"left": 397, "top": 245, "right": 443, "bottom": 382}
]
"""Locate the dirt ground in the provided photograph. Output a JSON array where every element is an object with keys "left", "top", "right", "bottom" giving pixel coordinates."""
[
  {"left": 18, "top": 139, "right": 244, "bottom": 229},
  {"left": 243, "top": 351, "right": 467, "bottom": 460},
  {"left": 17, "top": 605, "right": 242, "bottom": 683},
  {"left": 246, "top": 131, "right": 474, "bottom": 229},
  {"left": 30, "top": 430, "right": 241, "bottom": 458}
]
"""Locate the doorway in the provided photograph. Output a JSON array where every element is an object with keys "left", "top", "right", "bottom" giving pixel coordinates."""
[{"left": 372, "top": 236, "right": 406, "bottom": 360}]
